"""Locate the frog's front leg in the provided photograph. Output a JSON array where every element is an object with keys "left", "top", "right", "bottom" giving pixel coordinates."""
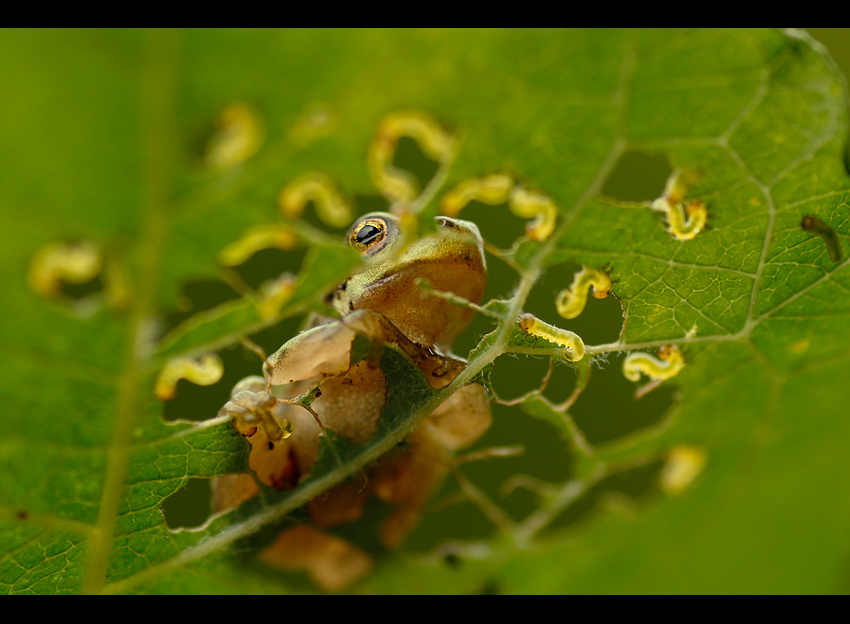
[
  {"left": 215, "top": 376, "right": 314, "bottom": 499},
  {"left": 217, "top": 309, "right": 410, "bottom": 502},
  {"left": 220, "top": 375, "right": 289, "bottom": 440},
  {"left": 262, "top": 314, "right": 371, "bottom": 387},
  {"left": 263, "top": 308, "right": 463, "bottom": 390}
]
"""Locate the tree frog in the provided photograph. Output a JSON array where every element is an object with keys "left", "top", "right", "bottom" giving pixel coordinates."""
[{"left": 213, "top": 212, "right": 492, "bottom": 588}]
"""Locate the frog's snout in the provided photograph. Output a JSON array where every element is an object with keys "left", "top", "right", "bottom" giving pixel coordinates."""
[
  {"left": 435, "top": 215, "right": 482, "bottom": 240},
  {"left": 435, "top": 215, "right": 456, "bottom": 229},
  {"left": 435, "top": 215, "right": 473, "bottom": 232}
]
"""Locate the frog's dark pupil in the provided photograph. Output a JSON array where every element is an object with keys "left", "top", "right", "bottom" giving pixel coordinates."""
[{"left": 356, "top": 223, "right": 383, "bottom": 246}]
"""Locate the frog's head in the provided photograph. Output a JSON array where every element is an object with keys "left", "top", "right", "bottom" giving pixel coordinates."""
[{"left": 329, "top": 212, "right": 487, "bottom": 350}]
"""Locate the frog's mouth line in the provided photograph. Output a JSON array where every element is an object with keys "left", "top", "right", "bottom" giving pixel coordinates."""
[
  {"left": 364, "top": 255, "right": 484, "bottom": 288},
  {"left": 366, "top": 239, "right": 487, "bottom": 288}
]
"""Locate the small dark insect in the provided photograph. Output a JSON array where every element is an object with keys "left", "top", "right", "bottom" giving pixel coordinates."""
[
  {"left": 801, "top": 215, "right": 844, "bottom": 262},
  {"left": 443, "top": 553, "right": 462, "bottom": 568}
]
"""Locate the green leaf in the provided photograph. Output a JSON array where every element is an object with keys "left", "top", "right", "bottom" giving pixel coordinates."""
[{"left": 2, "top": 28, "right": 850, "bottom": 595}]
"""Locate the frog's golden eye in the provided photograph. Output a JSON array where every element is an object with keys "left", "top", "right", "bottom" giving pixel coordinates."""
[
  {"left": 348, "top": 215, "right": 396, "bottom": 254},
  {"left": 353, "top": 221, "right": 384, "bottom": 247}
]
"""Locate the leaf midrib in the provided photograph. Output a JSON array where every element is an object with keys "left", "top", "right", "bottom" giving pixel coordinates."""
[{"left": 81, "top": 29, "right": 181, "bottom": 595}]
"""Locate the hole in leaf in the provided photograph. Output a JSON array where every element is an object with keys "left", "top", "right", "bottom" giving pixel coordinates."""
[
  {"left": 476, "top": 402, "right": 572, "bottom": 508},
  {"left": 248, "top": 315, "right": 306, "bottom": 364},
  {"left": 162, "top": 278, "right": 241, "bottom": 335},
  {"left": 544, "top": 457, "right": 666, "bottom": 533},
  {"left": 295, "top": 192, "right": 391, "bottom": 235},
  {"left": 489, "top": 354, "right": 553, "bottom": 401},
  {"left": 59, "top": 273, "right": 104, "bottom": 301},
  {"left": 569, "top": 352, "right": 676, "bottom": 446},
  {"left": 27, "top": 239, "right": 126, "bottom": 316},
  {"left": 290, "top": 198, "right": 346, "bottom": 232},
  {"left": 399, "top": 475, "right": 493, "bottom": 550},
  {"left": 527, "top": 261, "right": 623, "bottom": 348},
  {"left": 402, "top": 402, "right": 573, "bottom": 552},
  {"left": 278, "top": 172, "right": 352, "bottom": 230},
  {"left": 536, "top": 361, "right": 579, "bottom": 405},
  {"left": 393, "top": 136, "right": 440, "bottom": 194},
  {"left": 162, "top": 478, "right": 213, "bottom": 529},
  {"left": 232, "top": 247, "right": 307, "bottom": 293},
  {"left": 452, "top": 198, "right": 528, "bottom": 249},
  {"left": 320, "top": 496, "right": 396, "bottom": 557},
  {"left": 162, "top": 244, "right": 306, "bottom": 337},
  {"left": 601, "top": 150, "right": 672, "bottom": 202}
]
